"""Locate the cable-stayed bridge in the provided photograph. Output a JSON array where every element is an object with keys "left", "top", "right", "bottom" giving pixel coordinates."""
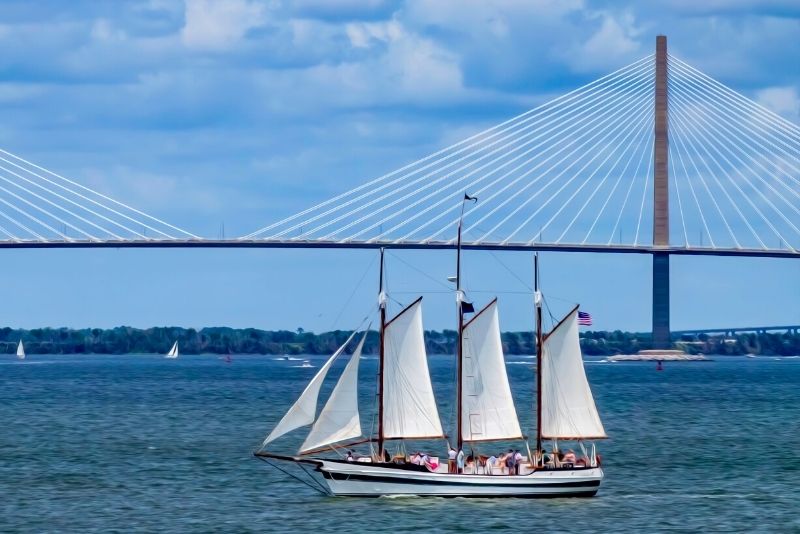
[{"left": 0, "top": 36, "right": 797, "bottom": 347}]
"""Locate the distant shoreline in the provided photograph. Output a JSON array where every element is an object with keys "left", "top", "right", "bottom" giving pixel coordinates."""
[{"left": 3, "top": 326, "right": 799, "bottom": 357}]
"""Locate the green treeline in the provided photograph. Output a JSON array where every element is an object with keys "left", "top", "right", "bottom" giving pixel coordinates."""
[{"left": 1, "top": 326, "right": 799, "bottom": 356}]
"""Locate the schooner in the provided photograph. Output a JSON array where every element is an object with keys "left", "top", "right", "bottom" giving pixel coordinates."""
[{"left": 255, "top": 195, "right": 606, "bottom": 497}]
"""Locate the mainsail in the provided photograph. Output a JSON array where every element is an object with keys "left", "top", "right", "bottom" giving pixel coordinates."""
[
  {"left": 540, "top": 309, "right": 606, "bottom": 440},
  {"left": 300, "top": 331, "right": 367, "bottom": 453},
  {"left": 382, "top": 298, "right": 444, "bottom": 439},
  {"left": 166, "top": 341, "right": 179, "bottom": 359},
  {"left": 262, "top": 330, "right": 358, "bottom": 447},
  {"left": 461, "top": 299, "right": 523, "bottom": 442},
  {"left": 16, "top": 340, "right": 25, "bottom": 360}
]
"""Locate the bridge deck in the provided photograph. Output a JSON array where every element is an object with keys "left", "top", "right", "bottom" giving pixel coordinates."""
[{"left": 0, "top": 239, "right": 797, "bottom": 258}]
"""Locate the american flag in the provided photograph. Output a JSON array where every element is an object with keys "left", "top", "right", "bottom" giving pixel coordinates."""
[{"left": 578, "top": 311, "right": 593, "bottom": 326}]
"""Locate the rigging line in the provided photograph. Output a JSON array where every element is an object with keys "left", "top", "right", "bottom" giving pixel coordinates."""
[
  {"left": 669, "top": 142, "right": 689, "bottom": 247},
  {"left": 607, "top": 127, "right": 653, "bottom": 245},
  {"left": 242, "top": 54, "right": 655, "bottom": 239},
  {"left": 0, "top": 158, "right": 149, "bottom": 239},
  {"left": 667, "top": 74, "right": 800, "bottom": 194},
  {"left": 488, "top": 251, "right": 533, "bottom": 292},
  {"left": 670, "top": 101, "right": 765, "bottom": 248},
  {"left": 311, "top": 65, "right": 657, "bottom": 242},
  {"left": 391, "top": 71, "right": 657, "bottom": 244},
  {"left": 359, "top": 68, "right": 658, "bottom": 243},
  {"left": 553, "top": 106, "right": 655, "bottom": 244},
  {"left": 668, "top": 55, "right": 800, "bottom": 143},
  {"left": 459, "top": 82, "right": 655, "bottom": 244},
  {"left": 0, "top": 167, "right": 124, "bottom": 240},
  {"left": 669, "top": 91, "right": 795, "bottom": 248},
  {"left": 497, "top": 91, "right": 655, "bottom": 244},
  {"left": 0, "top": 182, "right": 80, "bottom": 241},
  {"left": 671, "top": 123, "right": 715, "bottom": 248},
  {"left": 0, "top": 149, "right": 198, "bottom": 239},
  {"left": 632, "top": 119, "right": 654, "bottom": 246},
  {"left": 0, "top": 206, "right": 44, "bottom": 241},
  {"left": 667, "top": 60, "right": 800, "bottom": 165},
  {"left": 670, "top": 93, "right": 800, "bottom": 234},
  {"left": 672, "top": 115, "right": 734, "bottom": 247},
  {"left": 329, "top": 253, "right": 378, "bottom": 331},
  {"left": 583, "top": 115, "right": 653, "bottom": 244},
  {"left": 386, "top": 251, "right": 451, "bottom": 290}
]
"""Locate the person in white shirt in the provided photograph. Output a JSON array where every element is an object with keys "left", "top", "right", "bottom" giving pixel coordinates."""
[
  {"left": 447, "top": 447, "right": 457, "bottom": 474},
  {"left": 513, "top": 450, "right": 523, "bottom": 475},
  {"left": 486, "top": 455, "right": 497, "bottom": 475},
  {"left": 456, "top": 449, "right": 465, "bottom": 474}
]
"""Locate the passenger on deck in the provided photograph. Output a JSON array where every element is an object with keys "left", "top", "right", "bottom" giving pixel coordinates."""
[
  {"left": 486, "top": 455, "right": 497, "bottom": 475},
  {"left": 506, "top": 449, "right": 516, "bottom": 476},
  {"left": 562, "top": 449, "right": 577, "bottom": 464},
  {"left": 513, "top": 450, "right": 523, "bottom": 475},
  {"left": 456, "top": 449, "right": 465, "bottom": 474},
  {"left": 448, "top": 447, "right": 457, "bottom": 474},
  {"left": 346, "top": 450, "right": 354, "bottom": 462},
  {"left": 410, "top": 452, "right": 422, "bottom": 465}
]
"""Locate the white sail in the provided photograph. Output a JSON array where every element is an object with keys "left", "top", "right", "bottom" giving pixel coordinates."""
[
  {"left": 16, "top": 340, "right": 25, "bottom": 360},
  {"left": 166, "top": 341, "right": 179, "bottom": 359},
  {"left": 262, "top": 330, "right": 358, "bottom": 447},
  {"left": 541, "top": 309, "right": 606, "bottom": 439},
  {"left": 383, "top": 298, "right": 444, "bottom": 439},
  {"left": 299, "top": 331, "right": 366, "bottom": 453},
  {"left": 461, "top": 300, "right": 523, "bottom": 442}
]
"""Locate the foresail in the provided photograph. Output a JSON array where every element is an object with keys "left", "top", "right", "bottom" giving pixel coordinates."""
[
  {"left": 383, "top": 298, "right": 444, "bottom": 439},
  {"left": 16, "top": 341, "right": 25, "bottom": 359},
  {"left": 261, "top": 330, "right": 358, "bottom": 448},
  {"left": 461, "top": 300, "right": 523, "bottom": 442},
  {"left": 541, "top": 309, "right": 606, "bottom": 439},
  {"left": 299, "top": 331, "right": 366, "bottom": 453}
]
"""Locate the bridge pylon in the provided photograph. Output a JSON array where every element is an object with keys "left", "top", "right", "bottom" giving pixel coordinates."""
[{"left": 652, "top": 35, "right": 671, "bottom": 349}]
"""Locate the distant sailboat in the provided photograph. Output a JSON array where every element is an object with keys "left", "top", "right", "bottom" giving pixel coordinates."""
[
  {"left": 165, "top": 341, "right": 179, "bottom": 359},
  {"left": 16, "top": 340, "right": 25, "bottom": 360}
]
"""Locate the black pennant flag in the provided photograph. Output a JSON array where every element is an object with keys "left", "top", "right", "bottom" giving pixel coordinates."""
[
  {"left": 464, "top": 193, "right": 478, "bottom": 202},
  {"left": 461, "top": 300, "right": 475, "bottom": 314}
]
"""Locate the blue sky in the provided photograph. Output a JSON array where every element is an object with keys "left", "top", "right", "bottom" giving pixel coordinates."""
[{"left": 0, "top": 0, "right": 798, "bottom": 332}]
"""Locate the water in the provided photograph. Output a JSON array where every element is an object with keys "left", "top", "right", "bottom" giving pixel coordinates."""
[{"left": 1, "top": 354, "right": 799, "bottom": 532}]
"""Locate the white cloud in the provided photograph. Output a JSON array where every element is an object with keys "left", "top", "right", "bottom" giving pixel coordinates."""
[
  {"left": 567, "top": 12, "right": 644, "bottom": 72},
  {"left": 756, "top": 86, "right": 800, "bottom": 123},
  {"left": 91, "top": 18, "right": 126, "bottom": 42},
  {"left": 345, "top": 19, "right": 402, "bottom": 48},
  {"left": 181, "top": 0, "right": 267, "bottom": 51}
]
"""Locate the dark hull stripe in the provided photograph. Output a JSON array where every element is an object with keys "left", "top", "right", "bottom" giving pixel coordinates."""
[
  {"left": 334, "top": 491, "right": 600, "bottom": 499},
  {"left": 322, "top": 471, "right": 601, "bottom": 489}
]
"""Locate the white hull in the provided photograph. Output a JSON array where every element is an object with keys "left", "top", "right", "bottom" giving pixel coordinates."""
[{"left": 313, "top": 459, "right": 602, "bottom": 497}]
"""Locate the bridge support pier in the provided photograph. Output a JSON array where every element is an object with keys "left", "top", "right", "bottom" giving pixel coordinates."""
[
  {"left": 651, "top": 35, "right": 671, "bottom": 350},
  {"left": 652, "top": 252, "right": 671, "bottom": 349}
]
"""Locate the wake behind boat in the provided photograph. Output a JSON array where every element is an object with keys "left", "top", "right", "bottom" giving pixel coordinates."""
[{"left": 255, "top": 195, "right": 606, "bottom": 498}]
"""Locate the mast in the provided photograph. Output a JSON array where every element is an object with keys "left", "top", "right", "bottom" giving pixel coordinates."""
[
  {"left": 456, "top": 204, "right": 465, "bottom": 453},
  {"left": 454, "top": 194, "right": 475, "bottom": 453},
  {"left": 534, "top": 253, "right": 543, "bottom": 462},
  {"left": 377, "top": 247, "right": 386, "bottom": 459}
]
